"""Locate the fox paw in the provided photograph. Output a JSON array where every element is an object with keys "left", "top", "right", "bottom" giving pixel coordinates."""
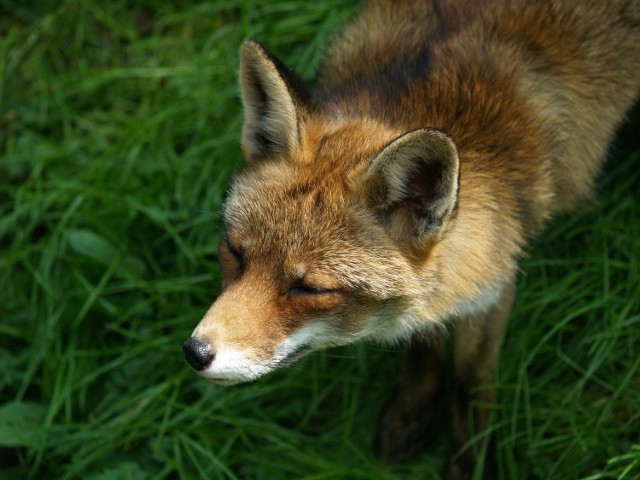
[{"left": 375, "top": 397, "right": 440, "bottom": 462}]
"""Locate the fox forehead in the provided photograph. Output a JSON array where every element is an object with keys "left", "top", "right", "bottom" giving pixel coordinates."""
[
  {"left": 224, "top": 118, "right": 394, "bottom": 249},
  {"left": 224, "top": 162, "right": 351, "bottom": 253}
]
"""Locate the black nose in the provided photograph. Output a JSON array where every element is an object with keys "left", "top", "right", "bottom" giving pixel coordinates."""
[{"left": 182, "top": 337, "right": 214, "bottom": 371}]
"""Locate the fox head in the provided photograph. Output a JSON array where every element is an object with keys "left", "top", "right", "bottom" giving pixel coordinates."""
[{"left": 183, "top": 41, "right": 463, "bottom": 385}]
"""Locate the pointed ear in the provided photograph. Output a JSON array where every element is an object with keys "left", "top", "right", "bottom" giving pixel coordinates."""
[
  {"left": 239, "top": 40, "right": 310, "bottom": 162},
  {"left": 363, "top": 128, "right": 460, "bottom": 243}
]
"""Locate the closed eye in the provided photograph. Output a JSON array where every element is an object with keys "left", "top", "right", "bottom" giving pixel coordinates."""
[
  {"left": 287, "top": 284, "right": 337, "bottom": 297},
  {"left": 224, "top": 236, "right": 242, "bottom": 262},
  {"left": 218, "top": 235, "right": 244, "bottom": 288}
]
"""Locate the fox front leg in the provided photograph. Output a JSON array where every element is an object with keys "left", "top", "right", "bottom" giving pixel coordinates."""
[
  {"left": 376, "top": 331, "right": 447, "bottom": 462},
  {"left": 448, "top": 281, "right": 516, "bottom": 480}
]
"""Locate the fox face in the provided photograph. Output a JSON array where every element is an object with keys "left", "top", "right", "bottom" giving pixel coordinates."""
[{"left": 183, "top": 41, "right": 463, "bottom": 385}]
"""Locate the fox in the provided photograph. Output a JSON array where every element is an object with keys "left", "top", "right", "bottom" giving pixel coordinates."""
[{"left": 183, "top": 0, "right": 640, "bottom": 478}]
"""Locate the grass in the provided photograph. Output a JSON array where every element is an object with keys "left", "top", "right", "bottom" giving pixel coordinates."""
[{"left": 0, "top": 1, "right": 638, "bottom": 479}]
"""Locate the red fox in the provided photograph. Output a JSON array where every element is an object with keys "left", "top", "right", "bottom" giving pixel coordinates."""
[{"left": 183, "top": 0, "right": 640, "bottom": 477}]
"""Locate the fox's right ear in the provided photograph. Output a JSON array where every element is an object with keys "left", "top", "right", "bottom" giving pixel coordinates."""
[{"left": 239, "top": 41, "right": 310, "bottom": 162}]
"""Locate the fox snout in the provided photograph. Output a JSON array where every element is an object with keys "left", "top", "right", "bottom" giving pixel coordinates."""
[
  {"left": 180, "top": 329, "right": 318, "bottom": 385},
  {"left": 182, "top": 337, "right": 214, "bottom": 371}
]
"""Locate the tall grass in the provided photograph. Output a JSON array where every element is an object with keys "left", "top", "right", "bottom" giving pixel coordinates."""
[{"left": 1, "top": 1, "right": 638, "bottom": 479}]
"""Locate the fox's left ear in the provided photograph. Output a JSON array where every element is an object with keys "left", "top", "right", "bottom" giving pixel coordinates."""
[
  {"left": 239, "top": 40, "right": 310, "bottom": 162},
  {"left": 362, "top": 128, "right": 460, "bottom": 244}
]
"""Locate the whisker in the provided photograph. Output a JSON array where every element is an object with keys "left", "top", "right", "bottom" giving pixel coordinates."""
[
  {"left": 306, "top": 352, "right": 358, "bottom": 359},
  {"left": 364, "top": 346, "right": 403, "bottom": 353}
]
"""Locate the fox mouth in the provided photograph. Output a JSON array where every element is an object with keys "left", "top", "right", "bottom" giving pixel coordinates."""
[
  {"left": 277, "top": 342, "right": 313, "bottom": 367},
  {"left": 200, "top": 343, "right": 314, "bottom": 386}
]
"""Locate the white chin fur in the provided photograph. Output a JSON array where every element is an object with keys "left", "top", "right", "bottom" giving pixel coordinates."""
[
  {"left": 197, "top": 322, "right": 345, "bottom": 385},
  {"left": 197, "top": 347, "right": 274, "bottom": 384}
]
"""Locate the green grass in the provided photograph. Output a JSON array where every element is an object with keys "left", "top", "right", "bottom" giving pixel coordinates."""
[{"left": 1, "top": 1, "right": 638, "bottom": 479}]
